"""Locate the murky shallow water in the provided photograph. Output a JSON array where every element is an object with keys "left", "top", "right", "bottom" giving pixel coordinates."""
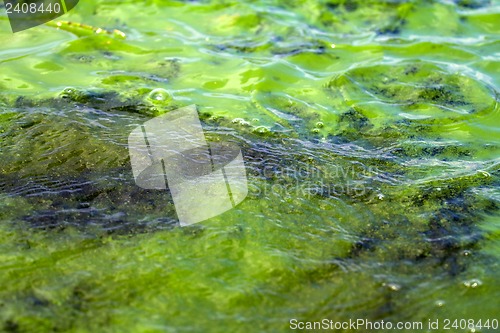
[{"left": 0, "top": 0, "right": 499, "bottom": 332}]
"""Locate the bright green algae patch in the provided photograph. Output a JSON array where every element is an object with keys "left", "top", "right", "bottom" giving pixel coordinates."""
[{"left": 1, "top": 0, "right": 500, "bottom": 332}]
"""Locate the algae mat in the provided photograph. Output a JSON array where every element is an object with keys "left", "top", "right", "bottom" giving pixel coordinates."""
[{"left": 0, "top": 0, "right": 499, "bottom": 332}]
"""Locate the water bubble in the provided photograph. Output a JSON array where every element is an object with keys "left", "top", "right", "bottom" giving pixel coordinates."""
[
  {"left": 479, "top": 170, "right": 491, "bottom": 177},
  {"left": 462, "top": 250, "right": 472, "bottom": 257},
  {"left": 435, "top": 300, "right": 445, "bottom": 307},
  {"left": 62, "top": 87, "right": 76, "bottom": 95},
  {"left": 232, "top": 118, "right": 250, "bottom": 126},
  {"left": 312, "top": 128, "right": 320, "bottom": 134},
  {"left": 210, "top": 115, "right": 224, "bottom": 121},
  {"left": 316, "top": 121, "right": 324, "bottom": 128},
  {"left": 60, "top": 87, "right": 78, "bottom": 99},
  {"left": 253, "top": 126, "right": 270, "bottom": 135},
  {"left": 463, "top": 279, "right": 482, "bottom": 289},
  {"left": 59, "top": 87, "right": 87, "bottom": 102},
  {"left": 383, "top": 282, "right": 401, "bottom": 291},
  {"left": 147, "top": 88, "right": 172, "bottom": 104}
]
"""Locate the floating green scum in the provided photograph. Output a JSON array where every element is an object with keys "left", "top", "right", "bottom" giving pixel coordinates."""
[{"left": 0, "top": 0, "right": 499, "bottom": 332}]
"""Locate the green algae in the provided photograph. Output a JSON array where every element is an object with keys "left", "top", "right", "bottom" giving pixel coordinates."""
[{"left": 1, "top": 0, "right": 500, "bottom": 332}]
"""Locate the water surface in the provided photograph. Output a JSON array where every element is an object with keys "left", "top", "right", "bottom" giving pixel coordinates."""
[{"left": 0, "top": 0, "right": 499, "bottom": 332}]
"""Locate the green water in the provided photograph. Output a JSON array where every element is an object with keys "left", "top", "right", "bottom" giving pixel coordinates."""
[{"left": 0, "top": 0, "right": 499, "bottom": 332}]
